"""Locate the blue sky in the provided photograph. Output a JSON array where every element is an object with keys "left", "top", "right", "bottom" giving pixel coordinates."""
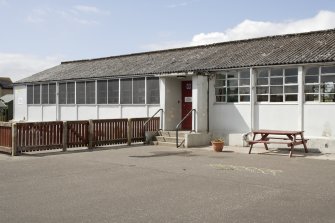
[{"left": 1, "top": 0, "right": 335, "bottom": 81}]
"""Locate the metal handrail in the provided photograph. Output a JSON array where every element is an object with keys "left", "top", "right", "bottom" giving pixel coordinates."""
[
  {"left": 144, "top": 108, "right": 163, "bottom": 131},
  {"left": 176, "top": 109, "right": 196, "bottom": 148}
]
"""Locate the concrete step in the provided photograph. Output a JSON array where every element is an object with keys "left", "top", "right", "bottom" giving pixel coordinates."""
[
  {"left": 158, "top": 130, "right": 189, "bottom": 138},
  {"left": 156, "top": 136, "right": 184, "bottom": 143},
  {"left": 152, "top": 141, "right": 185, "bottom": 148}
]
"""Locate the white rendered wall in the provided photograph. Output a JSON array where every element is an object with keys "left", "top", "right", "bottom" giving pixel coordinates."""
[
  {"left": 59, "top": 105, "right": 77, "bottom": 120},
  {"left": 13, "top": 85, "right": 27, "bottom": 121},
  {"left": 27, "top": 106, "right": 43, "bottom": 121},
  {"left": 304, "top": 104, "right": 335, "bottom": 137},
  {"left": 42, "top": 105, "right": 57, "bottom": 121},
  {"left": 77, "top": 106, "right": 97, "bottom": 120},
  {"left": 254, "top": 104, "right": 299, "bottom": 130},
  {"left": 98, "top": 105, "right": 121, "bottom": 119}
]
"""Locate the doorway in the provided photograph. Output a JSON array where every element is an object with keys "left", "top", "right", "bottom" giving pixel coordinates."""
[{"left": 181, "top": 81, "right": 192, "bottom": 130}]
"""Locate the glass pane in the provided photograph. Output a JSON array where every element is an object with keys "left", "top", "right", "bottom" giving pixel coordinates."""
[
  {"left": 97, "top": 80, "right": 107, "bottom": 104},
  {"left": 215, "top": 88, "right": 226, "bottom": 95},
  {"left": 257, "top": 69, "right": 268, "bottom": 78},
  {"left": 227, "top": 87, "right": 238, "bottom": 94},
  {"left": 49, "top": 83, "right": 56, "bottom": 104},
  {"left": 227, "top": 70, "right": 238, "bottom": 78},
  {"left": 270, "top": 95, "right": 283, "bottom": 102},
  {"left": 227, "top": 79, "right": 238, "bottom": 86},
  {"left": 215, "top": 80, "right": 225, "bottom": 87},
  {"left": 257, "top": 78, "right": 268, "bottom": 85},
  {"left": 42, "top": 84, "right": 48, "bottom": 104},
  {"left": 133, "top": 78, "right": 145, "bottom": 104},
  {"left": 239, "top": 87, "right": 250, "bottom": 94},
  {"left": 321, "top": 66, "right": 335, "bottom": 74},
  {"left": 257, "top": 95, "right": 268, "bottom": 102},
  {"left": 121, "top": 79, "right": 132, "bottom": 104},
  {"left": 321, "top": 94, "right": 335, "bottom": 102},
  {"left": 285, "top": 76, "right": 297, "bottom": 84},
  {"left": 239, "top": 69, "right": 250, "bottom": 79},
  {"left": 306, "top": 67, "right": 319, "bottom": 75},
  {"left": 270, "top": 86, "right": 283, "bottom": 94},
  {"left": 320, "top": 75, "right": 335, "bottom": 84},
  {"left": 285, "top": 95, "right": 297, "bottom": 101},
  {"left": 321, "top": 84, "right": 335, "bottom": 93},
  {"left": 27, "top": 85, "right": 34, "bottom": 104},
  {"left": 59, "top": 83, "right": 67, "bottom": 104},
  {"left": 285, "top": 68, "right": 298, "bottom": 76},
  {"left": 270, "top": 77, "right": 283, "bottom": 85},
  {"left": 216, "top": 96, "right": 225, "bottom": 102},
  {"left": 86, "top": 81, "right": 96, "bottom": 104},
  {"left": 240, "top": 95, "right": 250, "bottom": 102},
  {"left": 227, "top": 95, "right": 238, "bottom": 102},
  {"left": 240, "top": 79, "right": 250, "bottom": 86},
  {"left": 67, "top": 82, "right": 75, "bottom": 104},
  {"left": 76, "top": 82, "right": 85, "bottom": 104},
  {"left": 304, "top": 85, "right": 319, "bottom": 93},
  {"left": 270, "top": 68, "right": 283, "bottom": 76},
  {"left": 305, "top": 75, "right": 318, "bottom": 84},
  {"left": 146, "top": 77, "right": 159, "bottom": 104},
  {"left": 256, "top": 86, "right": 269, "bottom": 94},
  {"left": 108, "top": 79, "right": 119, "bottom": 104},
  {"left": 34, "top": 84, "right": 41, "bottom": 104},
  {"left": 216, "top": 73, "right": 225, "bottom": 79},
  {"left": 285, "top": 85, "right": 298, "bottom": 94},
  {"left": 305, "top": 94, "right": 319, "bottom": 102}
]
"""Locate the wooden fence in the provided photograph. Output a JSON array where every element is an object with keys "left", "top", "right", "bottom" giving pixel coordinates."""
[
  {"left": 0, "top": 122, "right": 12, "bottom": 154},
  {"left": 1, "top": 117, "right": 160, "bottom": 156}
]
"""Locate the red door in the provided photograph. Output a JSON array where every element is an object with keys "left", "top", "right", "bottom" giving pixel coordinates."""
[{"left": 181, "top": 81, "right": 192, "bottom": 130}]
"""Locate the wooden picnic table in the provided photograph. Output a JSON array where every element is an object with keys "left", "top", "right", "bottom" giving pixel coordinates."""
[{"left": 247, "top": 129, "right": 308, "bottom": 157}]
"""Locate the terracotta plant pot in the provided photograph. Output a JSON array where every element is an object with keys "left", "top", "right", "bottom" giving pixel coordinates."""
[{"left": 211, "top": 141, "right": 224, "bottom": 152}]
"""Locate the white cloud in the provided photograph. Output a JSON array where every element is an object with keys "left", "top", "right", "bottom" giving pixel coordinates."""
[
  {"left": 191, "top": 10, "right": 335, "bottom": 46},
  {"left": 74, "top": 5, "right": 110, "bottom": 15},
  {"left": 144, "top": 10, "right": 335, "bottom": 50},
  {"left": 0, "top": 53, "right": 63, "bottom": 82}
]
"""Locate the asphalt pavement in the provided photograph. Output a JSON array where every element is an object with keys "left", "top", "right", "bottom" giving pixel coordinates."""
[{"left": 0, "top": 145, "right": 335, "bottom": 223}]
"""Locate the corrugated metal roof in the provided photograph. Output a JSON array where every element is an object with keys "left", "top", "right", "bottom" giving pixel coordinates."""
[{"left": 16, "top": 29, "right": 335, "bottom": 84}]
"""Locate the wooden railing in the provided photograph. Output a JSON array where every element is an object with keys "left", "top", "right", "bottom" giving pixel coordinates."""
[
  {"left": 1, "top": 117, "right": 160, "bottom": 155},
  {"left": 92, "top": 119, "right": 128, "bottom": 146},
  {"left": 16, "top": 122, "right": 63, "bottom": 152},
  {"left": 67, "top": 121, "right": 89, "bottom": 148},
  {"left": 0, "top": 122, "right": 12, "bottom": 154}
]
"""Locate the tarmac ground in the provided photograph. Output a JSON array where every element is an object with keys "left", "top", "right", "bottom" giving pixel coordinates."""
[{"left": 0, "top": 144, "right": 334, "bottom": 223}]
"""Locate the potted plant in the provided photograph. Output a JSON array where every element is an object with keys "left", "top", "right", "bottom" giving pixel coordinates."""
[{"left": 211, "top": 138, "right": 224, "bottom": 152}]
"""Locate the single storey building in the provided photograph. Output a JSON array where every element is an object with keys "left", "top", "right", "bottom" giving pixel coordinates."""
[{"left": 14, "top": 29, "right": 335, "bottom": 151}]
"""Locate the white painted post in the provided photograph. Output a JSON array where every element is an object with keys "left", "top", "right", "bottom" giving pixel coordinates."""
[
  {"left": 298, "top": 66, "right": 304, "bottom": 131},
  {"left": 250, "top": 68, "right": 256, "bottom": 131}
]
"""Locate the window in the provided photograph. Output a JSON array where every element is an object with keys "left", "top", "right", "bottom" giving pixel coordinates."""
[
  {"left": 256, "top": 67, "right": 298, "bottom": 102},
  {"left": 59, "top": 82, "right": 75, "bottom": 104},
  {"left": 27, "top": 85, "right": 34, "bottom": 104},
  {"left": 120, "top": 79, "right": 132, "bottom": 104},
  {"left": 215, "top": 69, "right": 250, "bottom": 103},
  {"left": 42, "top": 84, "right": 49, "bottom": 104},
  {"left": 133, "top": 78, "right": 145, "bottom": 104},
  {"left": 34, "top": 84, "right": 41, "bottom": 104},
  {"left": 146, "top": 77, "right": 160, "bottom": 104},
  {"left": 97, "top": 80, "right": 107, "bottom": 104},
  {"left": 49, "top": 83, "right": 56, "bottom": 104},
  {"left": 305, "top": 66, "right": 335, "bottom": 102},
  {"left": 76, "top": 81, "right": 85, "bottom": 104},
  {"left": 108, "top": 79, "right": 119, "bottom": 104},
  {"left": 86, "top": 81, "right": 96, "bottom": 104}
]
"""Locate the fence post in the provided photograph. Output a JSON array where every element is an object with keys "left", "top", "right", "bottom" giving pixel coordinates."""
[
  {"left": 62, "top": 121, "right": 68, "bottom": 152},
  {"left": 11, "top": 123, "right": 17, "bottom": 156},
  {"left": 88, "top": 119, "right": 93, "bottom": 150},
  {"left": 127, "top": 118, "right": 132, "bottom": 146}
]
